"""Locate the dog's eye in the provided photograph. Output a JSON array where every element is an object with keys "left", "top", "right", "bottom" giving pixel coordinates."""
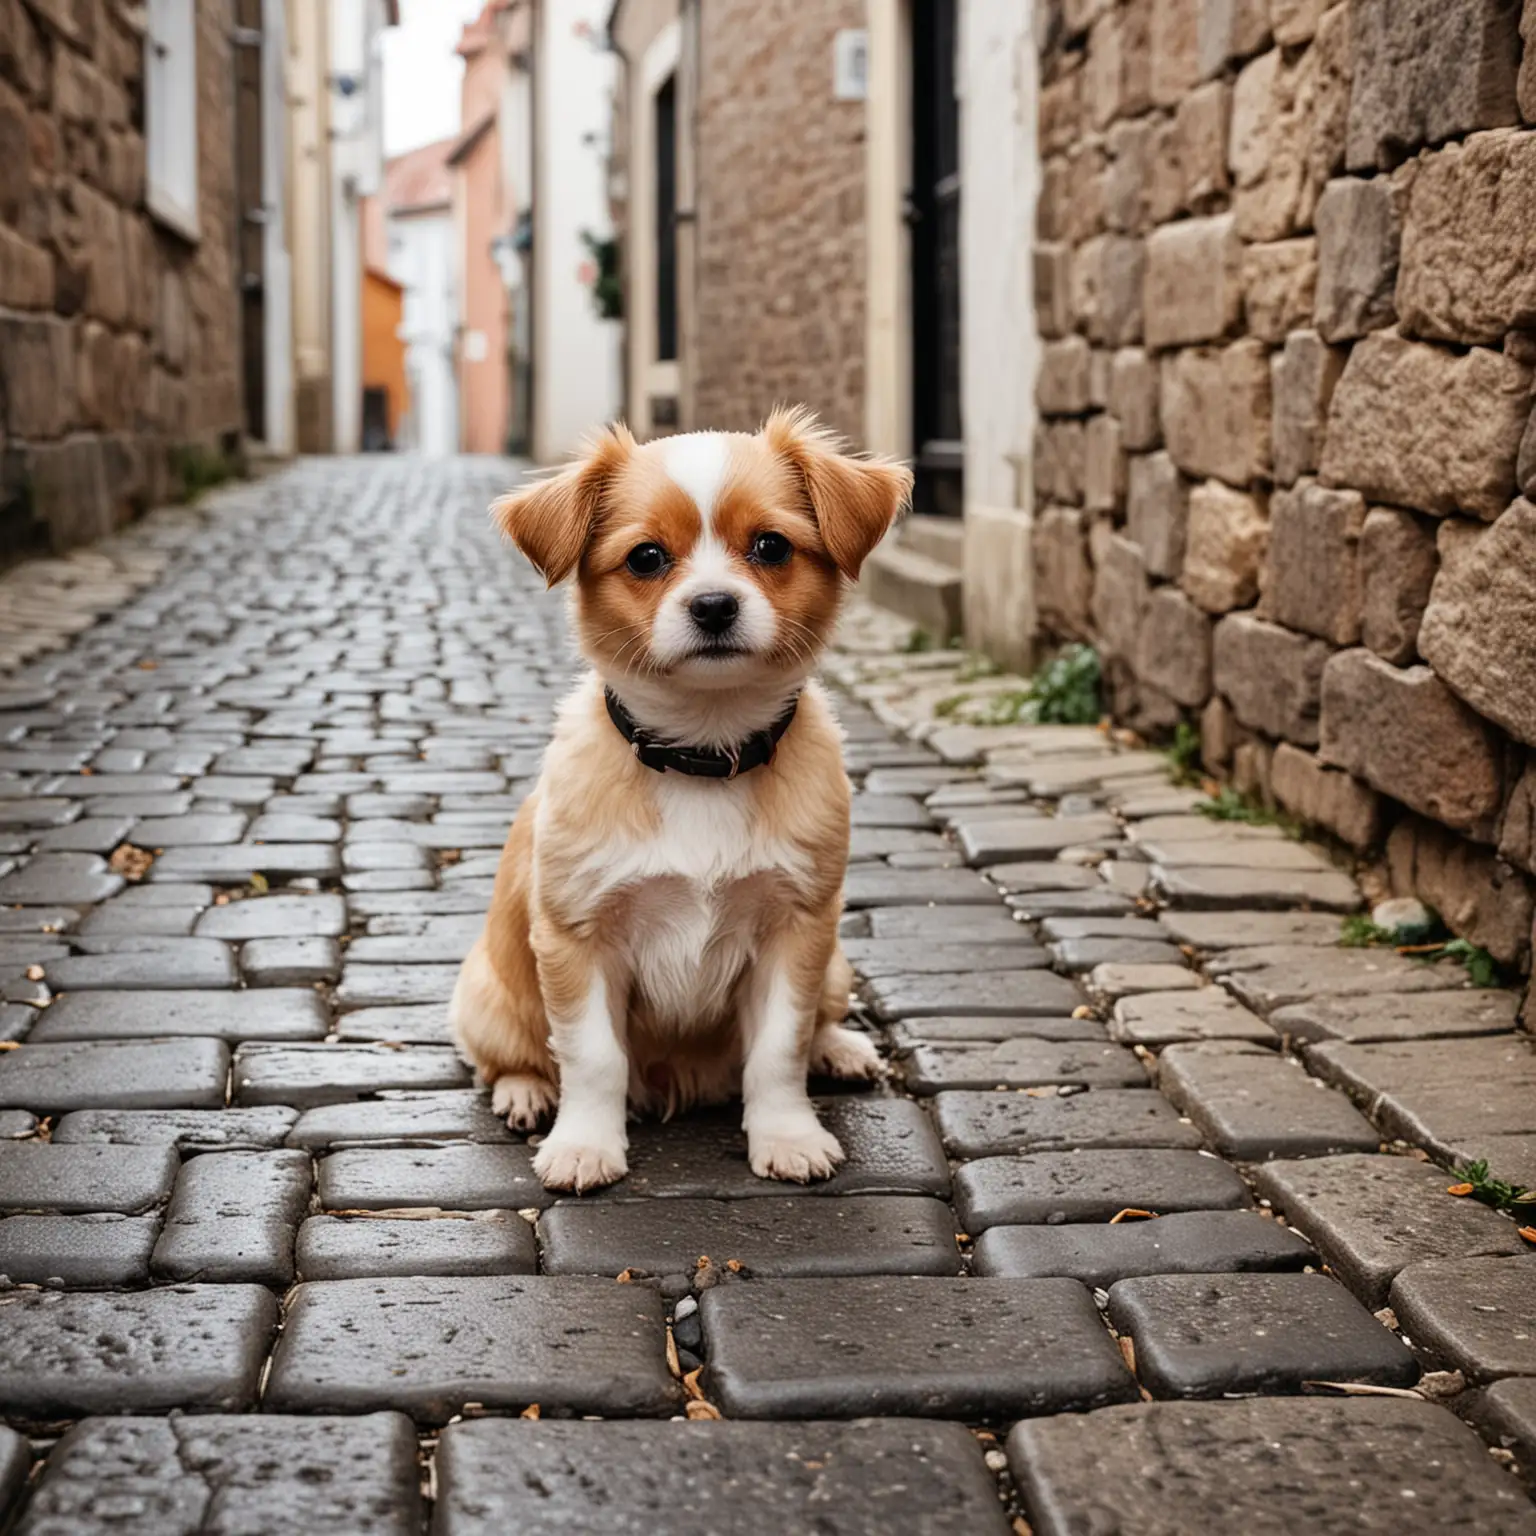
[
  {"left": 750, "top": 531, "right": 792, "bottom": 566},
  {"left": 625, "top": 542, "right": 670, "bottom": 577}
]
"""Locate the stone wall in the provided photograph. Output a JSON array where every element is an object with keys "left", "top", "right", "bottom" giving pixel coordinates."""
[
  {"left": 1033, "top": 0, "right": 1536, "bottom": 969},
  {"left": 694, "top": 0, "right": 866, "bottom": 443},
  {"left": 0, "top": 0, "right": 244, "bottom": 561}
]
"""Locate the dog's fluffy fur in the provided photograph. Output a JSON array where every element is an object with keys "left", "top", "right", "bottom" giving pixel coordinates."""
[{"left": 449, "top": 407, "right": 912, "bottom": 1191}]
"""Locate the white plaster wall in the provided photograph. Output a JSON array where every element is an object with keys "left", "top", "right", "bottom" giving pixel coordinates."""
[
  {"left": 390, "top": 209, "right": 459, "bottom": 457},
  {"left": 534, "top": 0, "right": 621, "bottom": 462}
]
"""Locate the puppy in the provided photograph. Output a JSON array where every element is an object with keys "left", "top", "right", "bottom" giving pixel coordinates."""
[{"left": 449, "top": 406, "right": 912, "bottom": 1192}]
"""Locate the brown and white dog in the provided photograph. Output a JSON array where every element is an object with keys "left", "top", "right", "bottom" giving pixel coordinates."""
[{"left": 448, "top": 407, "right": 912, "bottom": 1192}]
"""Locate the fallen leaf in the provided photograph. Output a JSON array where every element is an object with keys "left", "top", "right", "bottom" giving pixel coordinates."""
[
  {"left": 725, "top": 1258, "right": 743, "bottom": 1273},
  {"left": 615, "top": 1268, "right": 635, "bottom": 1284},
  {"left": 1071, "top": 1005, "right": 1095, "bottom": 1020},
  {"left": 108, "top": 844, "right": 154, "bottom": 880},
  {"left": 137, "top": 659, "right": 159, "bottom": 670},
  {"left": 1519, "top": 1226, "right": 1536, "bottom": 1245},
  {"left": 682, "top": 1367, "right": 707, "bottom": 1402},
  {"left": 519, "top": 1403, "right": 540, "bottom": 1420},
  {"left": 1304, "top": 1381, "right": 1425, "bottom": 1399},
  {"left": 1446, "top": 1182, "right": 1474, "bottom": 1197},
  {"left": 666, "top": 1328, "right": 681, "bottom": 1378},
  {"left": 1117, "top": 1336, "right": 1136, "bottom": 1373},
  {"left": 684, "top": 1400, "right": 722, "bottom": 1420},
  {"left": 250, "top": 872, "right": 269, "bottom": 894},
  {"left": 24, "top": 965, "right": 44, "bottom": 981},
  {"left": 0, "top": 1042, "right": 19, "bottom": 1051},
  {"left": 1109, "top": 1208, "right": 1157, "bottom": 1224}
]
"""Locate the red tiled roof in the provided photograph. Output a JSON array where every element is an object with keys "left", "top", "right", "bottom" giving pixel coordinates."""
[{"left": 385, "top": 136, "right": 455, "bottom": 215}]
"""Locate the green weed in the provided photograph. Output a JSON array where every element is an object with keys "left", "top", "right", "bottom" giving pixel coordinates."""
[
  {"left": 1164, "top": 721, "right": 1203, "bottom": 787},
  {"left": 1448, "top": 1158, "right": 1536, "bottom": 1214}
]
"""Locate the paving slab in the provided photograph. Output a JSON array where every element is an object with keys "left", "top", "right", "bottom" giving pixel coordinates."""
[
  {"left": 955, "top": 816, "right": 1120, "bottom": 866},
  {"left": 233, "top": 1043, "right": 470, "bottom": 1106},
  {"left": 0, "top": 1427, "right": 23, "bottom": 1523},
  {"left": 335, "top": 1005, "right": 455, "bottom": 1044},
  {"left": 52, "top": 1106, "right": 297, "bottom": 1150},
  {"left": 841, "top": 867, "right": 1001, "bottom": 907},
  {"left": 0, "top": 1285, "right": 277, "bottom": 1419},
  {"left": 1445, "top": 1133, "right": 1536, "bottom": 1190},
  {"left": 1138, "top": 838, "right": 1334, "bottom": 871},
  {"left": 431, "top": 1418, "right": 1011, "bottom": 1536},
  {"left": 35, "top": 816, "right": 137, "bottom": 854},
  {"left": 0, "top": 1141, "right": 179, "bottom": 1214},
  {"left": 1053, "top": 937, "right": 1186, "bottom": 972},
  {"left": 1039, "top": 915, "right": 1168, "bottom": 942},
  {"left": 701, "top": 1276, "right": 1136, "bottom": 1419},
  {"left": 149, "top": 844, "right": 341, "bottom": 882},
  {"left": 76, "top": 902, "right": 202, "bottom": 937},
  {"left": 1107, "top": 1271, "right": 1419, "bottom": 1398},
  {"left": 1158, "top": 910, "right": 1346, "bottom": 949},
  {"left": 850, "top": 793, "right": 936, "bottom": 828},
  {"left": 1008, "top": 1396, "right": 1536, "bottom": 1536},
  {"left": 1152, "top": 865, "right": 1361, "bottom": 911},
  {"left": 930, "top": 1088, "right": 1201, "bottom": 1158},
  {"left": 1158, "top": 1042, "right": 1382, "bottom": 1160},
  {"left": 889, "top": 1016, "right": 1105, "bottom": 1048},
  {"left": 1272, "top": 989, "right": 1523, "bottom": 1043},
  {"left": 194, "top": 893, "right": 349, "bottom": 939},
  {"left": 296, "top": 1213, "right": 538, "bottom": 1280},
  {"left": 985, "top": 862, "right": 1104, "bottom": 894},
  {"left": 345, "top": 931, "right": 480, "bottom": 964},
  {"left": 0, "top": 1038, "right": 229, "bottom": 1112},
  {"left": 902, "top": 1039, "right": 1147, "bottom": 1095},
  {"left": 862, "top": 905, "right": 1030, "bottom": 943},
  {"left": 1305, "top": 1036, "right": 1536, "bottom": 1158},
  {"left": 954, "top": 1150, "right": 1250, "bottom": 1230},
  {"left": 29, "top": 988, "right": 328, "bottom": 1042},
  {"left": 1388, "top": 1257, "right": 1536, "bottom": 1382},
  {"left": 265, "top": 1275, "right": 679, "bottom": 1422},
  {"left": 0, "top": 854, "right": 124, "bottom": 905},
  {"left": 1210, "top": 945, "right": 1472, "bottom": 1015},
  {"left": 15, "top": 1414, "right": 422, "bottom": 1536},
  {"left": 974, "top": 1210, "right": 1314, "bottom": 1285},
  {"left": 864, "top": 969, "right": 1084, "bottom": 1020},
  {"left": 1253, "top": 1155, "right": 1530, "bottom": 1306},
  {"left": 1110, "top": 989, "right": 1278, "bottom": 1045},
  {"left": 1088, "top": 963, "right": 1203, "bottom": 999},
  {"left": 0, "top": 1213, "right": 161, "bottom": 1287},
  {"left": 1471, "top": 1378, "right": 1536, "bottom": 1482},
  {"left": 335, "top": 963, "right": 460, "bottom": 1008},
  {"left": 540, "top": 1194, "right": 960, "bottom": 1278},
  {"left": 41, "top": 941, "right": 239, "bottom": 991},
  {"left": 317, "top": 1143, "right": 545, "bottom": 1211},
  {"left": 129, "top": 812, "right": 249, "bottom": 846},
  {"left": 843, "top": 939, "right": 1050, "bottom": 976},
  {"left": 1005, "top": 888, "right": 1139, "bottom": 919},
  {"left": 241, "top": 935, "right": 341, "bottom": 985},
  {"left": 287, "top": 1090, "right": 512, "bottom": 1148},
  {"left": 151, "top": 1148, "right": 312, "bottom": 1285}
]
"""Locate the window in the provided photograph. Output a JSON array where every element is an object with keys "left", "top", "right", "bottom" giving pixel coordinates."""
[
  {"left": 145, "top": 0, "right": 199, "bottom": 240},
  {"left": 654, "top": 74, "right": 677, "bottom": 363}
]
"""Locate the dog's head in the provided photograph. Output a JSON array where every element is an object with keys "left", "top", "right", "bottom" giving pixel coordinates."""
[{"left": 492, "top": 407, "right": 912, "bottom": 692}]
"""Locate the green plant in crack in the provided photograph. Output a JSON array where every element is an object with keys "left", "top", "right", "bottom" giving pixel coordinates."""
[
  {"left": 1447, "top": 1158, "right": 1536, "bottom": 1214},
  {"left": 901, "top": 627, "right": 936, "bottom": 654},
  {"left": 1338, "top": 914, "right": 1397, "bottom": 949},
  {"left": 1164, "top": 721, "right": 1203, "bottom": 787},
  {"left": 1194, "top": 786, "right": 1297, "bottom": 832},
  {"left": 1437, "top": 938, "right": 1505, "bottom": 989}
]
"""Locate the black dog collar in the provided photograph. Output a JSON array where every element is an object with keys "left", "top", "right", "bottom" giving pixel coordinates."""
[{"left": 604, "top": 687, "right": 798, "bottom": 778}]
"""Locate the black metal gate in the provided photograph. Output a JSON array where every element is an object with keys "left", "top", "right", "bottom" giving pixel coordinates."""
[{"left": 909, "top": 0, "right": 962, "bottom": 517}]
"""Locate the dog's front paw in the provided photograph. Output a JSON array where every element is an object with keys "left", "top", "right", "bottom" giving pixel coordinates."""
[
  {"left": 748, "top": 1121, "right": 845, "bottom": 1184},
  {"left": 491, "top": 1072, "right": 558, "bottom": 1131},
  {"left": 533, "top": 1135, "right": 628, "bottom": 1192},
  {"left": 810, "top": 1024, "right": 885, "bottom": 1081}
]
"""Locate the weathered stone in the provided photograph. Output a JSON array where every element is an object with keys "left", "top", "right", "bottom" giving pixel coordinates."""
[
  {"left": 1390, "top": 1256, "right": 1536, "bottom": 1381},
  {"left": 1039, "top": 335, "right": 1093, "bottom": 416},
  {"left": 1198, "top": 0, "right": 1270, "bottom": 76},
  {"left": 1212, "top": 942, "right": 1470, "bottom": 1016},
  {"left": 1009, "top": 1397, "right": 1536, "bottom": 1535},
  {"left": 0, "top": 1141, "right": 178, "bottom": 1214},
  {"left": 1242, "top": 238, "right": 1316, "bottom": 344},
  {"left": 1033, "top": 506, "right": 1095, "bottom": 637},
  {"left": 234, "top": 1044, "right": 472, "bottom": 1108},
  {"left": 1082, "top": 414, "right": 1126, "bottom": 514},
  {"left": 432, "top": 1419, "right": 1012, "bottom": 1536},
  {"left": 1125, "top": 453, "right": 1188, "bottom": 580},
  {"left": 0, "top": 1212, "right": 160, "bottom": 1287},
  {"left": 265, "top": 1276, "right": 677, "bottom": 1422},
  {"left": 1143, "top": 215, "right": 1244, "bottom": 350},
  {"left": 1036, "top": 244, "right": 1073, "bottom": 338},
  {"left": 1228, "top": 46, "right": 1320, "bottom": 241},
  {"left": 1313, "top": 176, "right": 1402, "bottom": 341},
  {"left": 40, "top": 941, "right": 239, "bottom": 992},
  {"left": 1153, "top": 864, "right": 1361, "bottom": 910},
  {"left": 1137, "top": 837, "right": 1332, "bottom": 872},
  {"left": 1133, "top": 587, "right": 1213, "bottom": 709},
  {"left": 1271, "top": 329, "right": 1346, "bottom": 487},
  {"left": 931, "top": 1088, "right": 1201, "bottom": 1158},
  {"left": 1418, "top": 502, "right": 1536, "bottom": 748},
  {"left": 285, "top": 1091, "right": 511, "bottom": 1149},
  {"left": 1253, "top": 1154, "right": 1529, "bottom": 1304},
  {"left": 1156, "top": 908, "right": 1343, "bottom": 948},
  {"left": 1181, "top": 481, "right": 1268, "bottom": 613},
  {"left": 18, "top": 1415, "right": 423, "bottom": 1536},
  {"left": 296, "top": 1214, "right": 538, "bottom": 1280},
  {"left": 318, "top": 1145, "right": 544, "bottom": 1211},
  {"left": 0, "top": 1038, "right": 229, "bottom": 1112},
  {"left": 701, "top": 1276, "right": 1136, "bottom": 1419},
  {"left": 1319, "top": 651, "right": 1506, "bottom": 835},
  {"left": 1159, "top": 1040, "right": 1380, "bottom": 1158},
  {"left": 1111, "top": 988, "right": 1277, "bottom": 1045},
  {"left": 1473, "top": 1377, "right": 1536, "bottom": 1485},
  {"left": 29, "top": 990, "right": 328, "bottom": 1043},
  {"left": 150, "top": 844, "right": 342, "bottom": 883},
  {"left": 194, "top": 893, "right": 349, "bottom": 940},
  {"left": 1089, "top": 535, "right": 1147, "bottom": 659},
  {"left": 1346, "top": 0, "right": 1522, "bottom": 171},
  {"left": 1212, "top": 613, "right": 1329, "bottom": 744},
  {"left": 1318, "top": 331, "right": 1531, "bottom": 521},
  {"left": 866, "top": 969, "right": 1086, "bottom": 1022},
  {"left": 1108, "top": 1270, "right": 1418, "bottom": 1396},
  {"left": 53, "top": 1106, "right": 299, "bottom": 1151},
  {"left": 1161, "top": 341, "right": 1271, "bottom": 486},
  {"left": 540, "top": 1195, "right": 960, "bottom": 1279},
  {"left": 956, "top": 1149, "right": 1249, "bottom": 1230},
  {"left": 1269, "top": 743, "right": 1383, "bottom": 849},
  {"left": 1270, "top": 0, "right": 1326, "bottom": 44},
  {"left": 1108, "top": 348, "right": 1159, "bottom": 449},
  {"left": 1272, "top": 989, "right": 1522, "bottom": 1044},
  {"left": 0, "top": 852, "right": 123, "bottom": 906},
  {"left": 1359, "top": 506, "right": 1438, "bottom": 664},
  {"left": 1261, "top": 480, "right": 1365, "bottom": 644},
  {"left": 0, "top": 1286, "right": 277, "bottom": 1418},
  {"left": 902, "top": 1037, "right": 1144, "bottom": 1094},
  {"left": 842, "top": 865, "right": 1000, "bottom": 908},
  {"left": 1150, "top": 0, "right": 1202, "bottom": 104}
]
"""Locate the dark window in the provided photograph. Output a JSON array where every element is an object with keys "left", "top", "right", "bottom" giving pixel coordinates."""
[{"left": 655, "top": 74, "right": 678, "bottom": 363}]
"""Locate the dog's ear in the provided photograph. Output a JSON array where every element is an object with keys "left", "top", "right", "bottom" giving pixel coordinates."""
[
  {"left": 491, "top": 423, "right": 636, "bottom": 585},
  {"left": 762, "top": 405, "right": 913, "bottom": 579}
]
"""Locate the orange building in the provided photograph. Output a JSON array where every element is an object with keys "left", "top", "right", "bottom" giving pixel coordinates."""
[{"left": 359, "top": 191, "right": 409, "bottom": 449}]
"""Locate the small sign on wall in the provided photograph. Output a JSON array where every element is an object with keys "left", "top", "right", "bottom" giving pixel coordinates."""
[{"left": 833, "top": 29, "right": 868, "bottom": 101}]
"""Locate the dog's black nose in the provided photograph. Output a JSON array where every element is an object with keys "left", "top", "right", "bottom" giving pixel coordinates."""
[{"left": 689, "top": 592, "right": 739, "bottom": 634}]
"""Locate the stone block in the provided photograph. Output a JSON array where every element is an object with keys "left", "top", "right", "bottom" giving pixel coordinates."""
[
  {"left": 1345, "top": 0, "right": 1522, "bottom": 171},
  {"left": 0, "top": 314, "right": 75, "bottom": 437},
  {"left": 1109, "top": 348, "right": 1159, "bottom": 448},
  {"left": 1359, "top": 507, "right": 1437, "bottom": 664},
  {"left": 1523, "top": 0, "right": 1536, "bottom": 120},
  {"left": 1039, "top": 335, "right": 1093, "bottom": 416},
  {"left": 1143, "top": 215, "right": 1244, "bottom": 350},
  {"left": 1083, "top": 414, "right": 1126, "bottom": 512},
  {"left": 1151, "top": 0, "right": 1202, "bottom": 105},
  {"left": 1177, "top": 80, "right": 1233, "bottom": 212},
  {"left": 1135, "top": 587, "right": 1213, "bottom": 708},
  {"left": 0, "top": 222, "right": 51, "bottom": 309},
  {"left": 1387, "top": 816, "right": 1535, "bottom": 967},
  {"left": 1126, "top": 452, "right": 1187, "bottom": 578},
  {"left": 1041, "top": 67, "right": 1083, "bottom": 156},
  {"left": 1181, "top": 480, "right": 1268, "bottom": 613},
  {"left": 1229, "top": 46, "right": 1318, "bottom": 241},
  {"left": 1036, "top": 419, "right": 1086, "bottom": 504},
  {"left": 1085, "top": 7, "right": 1129, "bottom": 129},
  {"left": 1212, "top": 613, "right": 1331, "bottom": 746},
  {"left": 1035, "top": 243, "right": 1073, "bottom": 337},
  {"left": 1318, "top": 332, "right": 1531, "bottom": 521},
  {"left": 1090, "top": 533, "right": 1149, "bottom": 660},
  {"left": 932, "top": 1088, "right": 1202, "bottom": 1158},
  {"left": 1499, "top": 755, "right": 1536, "bottom": 877},
  {"left": 1261, "top": 479, "right": 1365, "bottom": 643},
  {"left": 1105, "top": 117, "right": 1153, "bottom": 233},
  {"left": 1198, "top": 0, "right": 1270, "bottom": 76},
  {"left": 1161, "top": 340, "right": 1271, "bottom": 486},
  {"left": 1390, "top": 1256, "right": 1536, "bottom": 1382},
  {"left": 1418, "top": 501, "right": 1536, "bottom": 747},
  {"left": 1241, "top": 237, "right": 1316, "bottom": 344},
  {"left": 1319, "top": 650, "right": 1506, "bottom": 835},
  {"left": 1072, "top": 234, "right": 1146, "bottom": 346},
  {"left": 1313, "top": 176, "right": 1402, "bottom": 342},
  {"left": 1034, "top": 505, "right": 1095, "bottom": 637},
  {"left": 1271, "top": 0, "right": 1327, "bottom": 44},
  {"left": 1269, "top": 742, "right": 1383, "bottom": 848},
  {"left": 1271, "top": 330, "right": 1346, "bottom": 487}
]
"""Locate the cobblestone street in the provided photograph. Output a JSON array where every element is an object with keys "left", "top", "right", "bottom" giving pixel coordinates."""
[{"left": 0, "top": 458, "right": 1532, "bottom": 1533}]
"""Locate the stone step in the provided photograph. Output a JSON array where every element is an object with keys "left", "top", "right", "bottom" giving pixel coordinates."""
[
  {"left": 901, "top": 513, "right": 965, "bottom": 565},
  {"left": 860, "top": 542, "right": 962, "bottom": 641}
]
